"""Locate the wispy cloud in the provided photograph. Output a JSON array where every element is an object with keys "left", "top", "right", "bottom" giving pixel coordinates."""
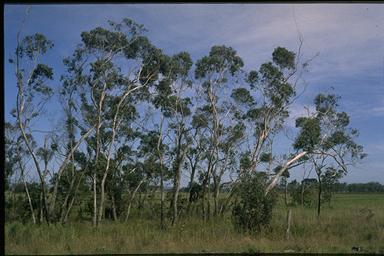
[{"left": 343, "top": 95, "right": 384, "bottom": 120}]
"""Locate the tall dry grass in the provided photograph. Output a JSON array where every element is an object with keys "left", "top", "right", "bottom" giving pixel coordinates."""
[{"left": 5, "top": 193, "right": 384, "bottom": 254}]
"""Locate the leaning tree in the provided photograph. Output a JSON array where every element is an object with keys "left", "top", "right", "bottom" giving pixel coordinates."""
[{"left": 291, "top": 93, "right": 366, "bottom": 217}]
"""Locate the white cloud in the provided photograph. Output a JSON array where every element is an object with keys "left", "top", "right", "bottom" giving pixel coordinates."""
[
  {"left": 371, "top": 106, "right": 384, "bottom": 116},
  {"left": 343, "top": 96, "right": 384, "bottom": 120}
]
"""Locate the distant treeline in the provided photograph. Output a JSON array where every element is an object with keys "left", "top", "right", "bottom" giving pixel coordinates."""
[
  {"left": 333, "top": 182, "right": 384, "bottom": 193},
  {"left": 274, "top": 180, "right": 384, "bottom": 194}
]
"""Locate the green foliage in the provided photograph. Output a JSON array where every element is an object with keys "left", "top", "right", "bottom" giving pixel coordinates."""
[
  {"left": 191, "top": 113, "right": 209, "bottom": 128},
  {"left": 232, "top": 173, "right": 276, "bottom": 233},
  {"left": 294, "top": 117, "right": 321, "bottom": 151},
  {"left": 314, "top": 93, "right": 339, "bottom": 115},
  {"left": 18, "top": 33, "right": 54, "bottom": 60},
  {"left": 323, "top": 131, "right": 349, "bottom": 150},
  {"left": 80, "top": 18, "right": 146, "bottom": 54},
  {"left": 239, "top": 152, "right": 252, "bottom": 172},
  {"left": 14, "top": 32, "right": 55, "bottom": 121},
  {"left": 246, "top": 70, "right": 259, "bottom": 88},
  {"left": 28, "top": 64, "right": 54, "bottom": 96},
  {"left": 244, "top": 107, "right": 262, "bottom": 121},
  {"left": 247, "top": 47, "right": 296, "bottom": 109},
  {"left": 195, "top": 45, "right": 244, "bottom": 79},
  {"left": 231, "top": 88, "right": 254, "bottom": 105},
  {"left": 188, "top": 182, "right": 202, "bottom": 203},
  {"left": 272, "top": 47, "right": 296, "bottom": 70},
  {"left": 139, "top": 46, "right": 169, "bottom": 85},
  {"left": 139, "top": 131, "right": 164, "bottom": 156},
  {"left": 222, "top": 123, "right": 245, "bottom": 149},
  {"left": 168, "top": 52, "right": 193, "bottom": 79},
  {"left": 259, "top": 152, "right": 272, "bottom": 163},
  {"left": 153, "top": 95, "right": 192, "bottom": 117}
]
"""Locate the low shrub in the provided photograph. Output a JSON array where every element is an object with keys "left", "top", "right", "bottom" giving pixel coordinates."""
[{"left": 232, "top": 172, "right": 276, "bottom": 233}]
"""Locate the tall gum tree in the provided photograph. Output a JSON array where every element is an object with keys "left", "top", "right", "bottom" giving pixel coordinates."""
[
  {"left": 185, "top": 113, "right": 209, "bottom": 212},
  {"left": 11, "top": 30, "right": 54, "bottom": 223},
  {"left": 233, "top": 47, "right": 302, "bottom": 178},
  {"left": 151, "top": 52, "right": 193, "bottom": 225},
  {"left": 62, "top": 18, "right": 179, "bottom": 225},
  {"left": 194, "top": 45, "right": 244, "bottom": 220},
  {"left": 292, "top": 93, "right": 366, "bottom": 217}
]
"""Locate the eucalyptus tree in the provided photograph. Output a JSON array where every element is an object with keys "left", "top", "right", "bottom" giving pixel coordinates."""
[
  {"left": 137, "top": 128, "right": 170, "bottom": 225},
  {"left": 56, "top": 59, "right": 85, "bottom": 223},
  {"left": 121, "top": 163, "right": 148, "bottom": 222},
  {"left": 60, "top": 152, "right": 89, "bottom": 224},
  {"left": 291, "top": 93, "right": 365, "bottom": 217},
  {"left": 62, "top": 18, "right": 174, "bottom": 225},
  {"left": 10, "top": 30, "right": 54, "bottom": 223},
  {"left": 151, "top": 52, "right": 193, "bottom": 224},
  {"left": 232, "top": 47, "right": 303, "bottom": 178},
  {"left": 213, "top": 122, "right": 246, "bottom": 216},
  {"left": 96, "top": 122, "right": 141, "bottom": 222},
  {"left": 10, "top": 22, "right": 98, "bottom": 224},
  {"left": 185, "top": 113, "right": 210, "bottom": 212},
  {"left": 194, "top": 45, "right": 244, "bottom": 220},
  {"left": 36, "top": 136, "right": 56, "bottom": 221}
]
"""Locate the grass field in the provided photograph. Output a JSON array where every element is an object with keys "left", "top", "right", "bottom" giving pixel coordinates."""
[{"left": 5, "top": 193, "right": 384, "bottom": 254}]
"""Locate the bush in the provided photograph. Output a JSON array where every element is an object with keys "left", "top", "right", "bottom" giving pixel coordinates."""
[{"left": 232, "top": 172, "right": 276, "bottom": 233}]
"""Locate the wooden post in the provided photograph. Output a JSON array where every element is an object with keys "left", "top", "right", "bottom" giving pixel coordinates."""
[{"left": 286, "top": 208, "right": 292, "bottom": 240}]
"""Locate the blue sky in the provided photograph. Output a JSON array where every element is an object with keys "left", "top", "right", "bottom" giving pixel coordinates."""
[{"left": 4, "top": 4, "right": 384, "bottom": 183}]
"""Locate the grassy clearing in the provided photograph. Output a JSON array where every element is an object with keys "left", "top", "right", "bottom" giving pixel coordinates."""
[{"left": 5, "top": 193, "right": 384, "bottom": 254}]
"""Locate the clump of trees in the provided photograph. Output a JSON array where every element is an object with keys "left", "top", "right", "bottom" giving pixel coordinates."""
[{"left": 5, "top": 16, "right": 366, "bottom": 233}]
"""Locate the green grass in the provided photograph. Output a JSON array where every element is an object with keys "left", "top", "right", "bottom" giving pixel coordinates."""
[{"left": 5, "top": 193, "right": 384, "bottom": 254}]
